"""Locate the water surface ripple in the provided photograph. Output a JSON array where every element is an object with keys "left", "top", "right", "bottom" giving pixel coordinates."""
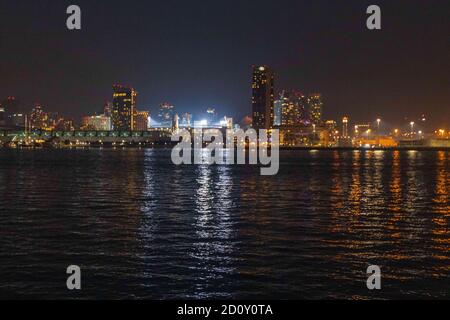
[{"left": 0, "top": 149, "right": 448, "bottom": 299}]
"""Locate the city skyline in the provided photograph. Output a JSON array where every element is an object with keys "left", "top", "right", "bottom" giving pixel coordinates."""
[
  {"left": 1, "top": 76, "right": 446, "bottom": 135},
  {"left": 0, "top": 63, "right": 448, "bottom": 130},
  {"left": 0, "top": 59, "right": 448, "bottom": 133},
  {"left": 2, "top": 69, "right": 448, "bottom": 150},
  {"left": 0, "top": 1, "right": 449, "bottom": 303},
  {"left": 0, "top": 0, "right": 448, "bottom": 127}
]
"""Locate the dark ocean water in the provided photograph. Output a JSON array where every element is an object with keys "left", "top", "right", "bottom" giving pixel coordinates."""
[{"left": 0, "top": 149, "right": 448, "bottom": 300}]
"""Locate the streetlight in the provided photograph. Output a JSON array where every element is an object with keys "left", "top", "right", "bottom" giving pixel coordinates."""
[
  {"left": 410, "top": 122, "right": 415, "bottom": 136},
  {"left": 377, "top": 118, "right": 381, "bottom": 131}
]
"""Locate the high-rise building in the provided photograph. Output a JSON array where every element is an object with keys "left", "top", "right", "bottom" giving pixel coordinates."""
[
  {"left": 0, "top": 106, "right": 5, "bottom": 126},
  {"left": 112, "top": 85, "right": 137, "bottom": 131},
  {"left": 252, "top": 65, "right": 274, "bottom": 130},
  {"left": 133, "top": 110, "right": 149, "bottom": 131},
  {"left": 29, "top": 104, "right": 48, "bottom": 130},
  {"left": 157, "top": 103, "right": 175, "bottom": 128},
  {"left": 308, "top": 94, "right": 323, "bottom": 125},
  {"left": 281, "top": 90, "right": 308, "bottom": 127},
  {"left": 342, "top": 117, "right": 349, "bottom": 138}
]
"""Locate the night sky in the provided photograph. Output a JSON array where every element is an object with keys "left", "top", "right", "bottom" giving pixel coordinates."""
[{"left": 0, "top": 0, "right": 448, "bottom": 127}]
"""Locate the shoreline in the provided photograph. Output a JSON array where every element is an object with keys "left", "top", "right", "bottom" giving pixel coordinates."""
[{"left": 1, "top": 145, "right": 449, "bottom": 151}]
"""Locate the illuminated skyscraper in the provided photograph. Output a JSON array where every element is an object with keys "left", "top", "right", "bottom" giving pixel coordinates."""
[
  {"left": 133, "top": 110, "right": 149, "bottom": 131},
  {"left": 112, "top": 85, "right": 137, "bottom": 131},
  {"left": 29, "top": 104, "right": 48, "bottom": 130},
  {"left": 308, "top": 94, "right": 323, "bottom": 125},
  {"left": 342, "top": 117, "right": 349, "bottom": 138},
  {"left": 252, "top": 65, "right": 274, "bottom": 130},
  {"left": 0, "top": 106, "right": 5, "bottom": 126},
  {"left": 281, "top": 90, "right": 308, "bottom": 127}
]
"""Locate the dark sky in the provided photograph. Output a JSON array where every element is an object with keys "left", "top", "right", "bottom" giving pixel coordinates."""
[{"left": 0, "top": 0, "right": 449, "bottom": 127}]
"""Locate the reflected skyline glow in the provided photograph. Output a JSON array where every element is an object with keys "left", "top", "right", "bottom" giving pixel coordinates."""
[{"left": 0, "top": 149, "right": 448, "bottom": 299}]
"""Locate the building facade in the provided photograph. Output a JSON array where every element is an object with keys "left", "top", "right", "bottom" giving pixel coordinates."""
[
  {"left": 252, "top": 65, "right": 274, "bottom": 130},
  {"left": 112, "top": 85, "right": 137, "bottom": 131},
  {"left": 29, "top": 105, "right": 49, "bottom": 130},
  {"left": 308, "top": 94, "right": 323, "bottom": 125},
  {"left": 133, "top": 110, "right": 149, "bottom": 131},
  {"left": 0, "top": 106, "right": 5, "bottom": 126},
  {"left": 281, "top": 90, "right": 308, "bottom": 127}
]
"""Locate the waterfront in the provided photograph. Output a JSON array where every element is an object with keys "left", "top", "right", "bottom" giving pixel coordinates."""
[{"left": 0, "top": 149, "right": 448, "bottom": 299}]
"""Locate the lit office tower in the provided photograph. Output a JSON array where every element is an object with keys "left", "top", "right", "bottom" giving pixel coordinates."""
[
  {"left": 157, "top": 103, "right": 175, "bottom": 128},
  {"left": 252, "top": 65, "right": 274, "bottom": 130},
  {"left": 281, "top": 90, "right": 308, "bottom": 127},
  {"left": 342, "top": 117, "right": 349, "bottom": 138},
  {"left": 133, "top": 110, "right": 149, "bottom": 131},
  {"left": 308, "top": 94, "right": 323, "bottom": 125},
  {"left": 0, "top": 105, "right": 5, "bottom": 126},
  {"left": 29, "top": 104, "right": 48, "bottom": 130},
  {"left": 112, "top": 85, "right": 137, "bottom": 131}
]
